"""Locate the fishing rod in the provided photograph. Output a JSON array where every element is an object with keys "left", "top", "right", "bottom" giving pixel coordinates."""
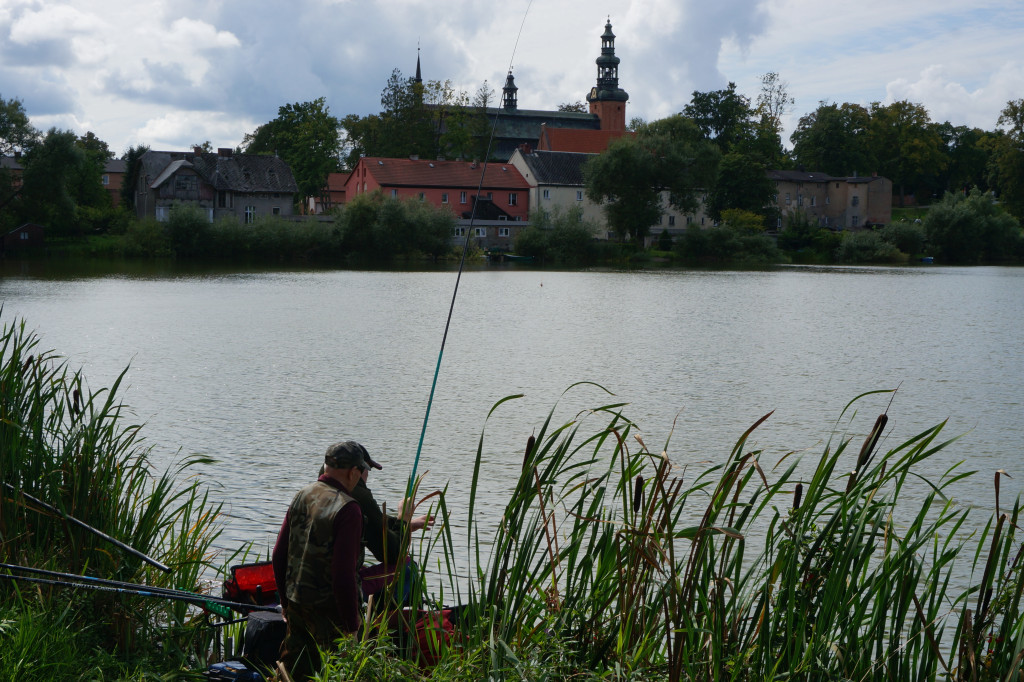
[
  {"left": 406, "top": 0, "right": 535, "bottom": 498},
  {"left": 3, "top": 481, "right": 172, "bottom": 573},
  {"left": 0, "top": 563, "right": 279, "bottom": 617}
]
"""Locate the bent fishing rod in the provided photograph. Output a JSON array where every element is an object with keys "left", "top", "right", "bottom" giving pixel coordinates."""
[
  {"left": 0, "top": 563, "right": 278, "bottom": 617},
  {"left": 3, "top": 481, "right": 171, "bottom": 573},
  {"left": 406, "top": 0, "right": 534, "bottom": 498}
]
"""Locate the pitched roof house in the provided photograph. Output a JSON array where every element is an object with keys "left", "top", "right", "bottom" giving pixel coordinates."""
[
  {"left": 769, "top": 170, "right": 892, "bottom": 230},
  {"left": 134, "top": 148, "right": 298, "bottom": 223}
]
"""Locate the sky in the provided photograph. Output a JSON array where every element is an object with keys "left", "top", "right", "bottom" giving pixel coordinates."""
[{"left": 1, "top": 0, "right": 1022, "bottom": 157}]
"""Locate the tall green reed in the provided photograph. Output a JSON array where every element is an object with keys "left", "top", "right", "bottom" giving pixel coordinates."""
[
  {"left": 1, "top": 313, "right": 229, "bottom": 668},
  {"left": 400, "top": 385, "right": 1024, "bottom": 681}
]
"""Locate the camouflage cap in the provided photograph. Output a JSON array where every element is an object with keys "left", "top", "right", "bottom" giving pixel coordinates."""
[{"left": 324, "top": 441, "right": 369, "bottom": 470}]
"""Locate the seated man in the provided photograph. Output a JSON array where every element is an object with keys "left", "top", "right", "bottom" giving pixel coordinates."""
[
  {"left": 348, "top": 444, "right": 434, "bottom": 605},
  {"left": 272, "top": 441, "right": 368, "bottom": 681}
]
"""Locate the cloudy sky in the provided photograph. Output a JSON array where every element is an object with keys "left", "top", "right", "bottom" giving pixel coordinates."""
[{"left": 2, "top": 0, "right": 1022, "bottom": 157}]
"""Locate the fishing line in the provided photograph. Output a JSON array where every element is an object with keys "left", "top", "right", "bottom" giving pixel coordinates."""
[{"left": 407, "top": 0, "right": 534, "bottom": 497}]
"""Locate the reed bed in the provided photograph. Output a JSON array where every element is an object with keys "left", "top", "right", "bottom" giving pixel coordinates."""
[
  {"left": 0, "top": 313, "right": 230, "bottom": 676},
  {"left": 351, "top": 387, "right": 1024, "bottom": 681}
]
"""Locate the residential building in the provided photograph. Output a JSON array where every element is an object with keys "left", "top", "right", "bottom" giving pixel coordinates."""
[
  {"left": 133, "top": 148, "right": 298, "bottom": 223},
  {"left": 103, "top": 158, "right": 126, "bottom": 207},
  {"left": 769, "top": 170, "right": 892, "bottom": 230},
  {"left": 510, "top": 148, "right": 713, "bottom": 242},
  {"left": 308, "top": 171, "right": 349, "bottom": 214},
  {"left": 344, "top": 156, "right": 531, "bottom": 250},
  {"left": 2, "top": 222, "right": 44, "bottom": 254}
]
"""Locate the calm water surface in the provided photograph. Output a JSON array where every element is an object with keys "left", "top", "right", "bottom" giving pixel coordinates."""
[{"left": 2, "top": 262, "right": 1022, "bottom": 576}]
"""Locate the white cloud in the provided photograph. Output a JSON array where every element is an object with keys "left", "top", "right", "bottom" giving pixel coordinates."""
[
  {"left": 134, "top": 111, "right": 256, "bottom": 150},
  {"left": 9, "top": 4, "right": 103, "bottom": 44},
  {"left": 886, "top": 62, "right": 1024, "bottom": 130}
]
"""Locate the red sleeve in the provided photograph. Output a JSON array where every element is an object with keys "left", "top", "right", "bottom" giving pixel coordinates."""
[
  {"left": 271, "top": 511, "right": 290, "bottom": 608},
  {"left": 331, "top": 502, "right": 363, "bottom": 632}
]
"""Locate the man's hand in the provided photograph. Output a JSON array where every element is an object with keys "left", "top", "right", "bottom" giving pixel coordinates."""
[{"left": 410, "top": 514, "right": 435, "bottom": 532}]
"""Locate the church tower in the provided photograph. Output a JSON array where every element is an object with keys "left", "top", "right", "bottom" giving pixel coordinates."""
[
  {"left": 585, "top": 18, "right": 629, "bottom": 132},
  {"left": 502, "top": 70, "right": 518, "bottom": 111}
]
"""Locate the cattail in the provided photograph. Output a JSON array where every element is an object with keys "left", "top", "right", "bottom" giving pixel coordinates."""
[
  {"left": 856, "top": 413, "right": 889, "bottom": 470},
  {"left": 633, "top": 475, "right": 644, "bottom": 513},
  {"left": 72, "top": 388, "right": 80, "bottom": 415},
  {"left": 523, "top": 434, "right": 535, "bottom": 468},
  {"left": 793, "top": 483, "right": 803, "bottom": 510},
  {"left": 22, "top": 355, "right": 34, "bottom": 373}
]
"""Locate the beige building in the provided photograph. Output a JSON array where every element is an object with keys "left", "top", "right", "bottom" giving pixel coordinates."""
[{"left": 770, "top": 170, "right": 892, "bottom": 230}]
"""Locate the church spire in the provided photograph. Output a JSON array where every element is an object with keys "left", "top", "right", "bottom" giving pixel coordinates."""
[
  {"left": 585, "top": 17, "right": 629, "bottom": 131},
  {"left": 502, "top": 69, "right": 518, "bottom": 111},
  {"left": 414, "top": 42, "right": 422, "bottom": 85}
]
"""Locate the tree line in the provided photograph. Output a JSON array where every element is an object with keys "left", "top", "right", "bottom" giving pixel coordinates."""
[{"left": 3, "top": 71, "right": 1023, "bottom": 262}]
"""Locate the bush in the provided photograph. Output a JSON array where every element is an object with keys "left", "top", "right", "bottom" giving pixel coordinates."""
[
  {"left": 835, "top": 229, "right": 905, "bottom": 264},
  {"left": 879, "top": 220, "right": 927, "bottom": 255},
  {"left": 924, "top": 188, "right": 1023, "bottom": 263},
  {"left": 340, "top": 191, "right": 456, "bottom": 260},
  {"left": 165, "top": 201, "right": 210, "bottom": 257},
  {"left": 674, "top": 222, "right": 785, "bottom": 265},
  {"left": 514, "top": 206, "right": 599, "bottom": 265}
]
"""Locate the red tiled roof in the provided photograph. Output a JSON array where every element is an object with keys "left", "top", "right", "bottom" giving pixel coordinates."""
[
  {"left": 358, "top": 158, "right": 529, "bottom": 189},
  {"left": 538, "top": 128, "right": 633, "bottom": 153}
]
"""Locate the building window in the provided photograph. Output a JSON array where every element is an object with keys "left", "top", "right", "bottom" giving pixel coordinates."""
[
  {"left": 576, "top": 190, "right": 583, "bottom": 201},
  {"left": 826, "top": 196, "right": 830, "bottom": 205},
  {"left": 669, "top": 215, "right": 676, "bottom": 226},
  {"left": 486, "top": 192, "right": 493, "bottom": 200},
  {"left": 656, "top": 215, "right": 663, "bottom": 225},
  {"left": 509, "top": 192, "right": 517, "bottom": 206},
  {"left": 102, "top": 174, "right": 109, "bottom": 186},
  {"left": 498, "top": 227, "right": 510, "bottom": 237},
  {"left": 851, "top": 195, "right": 860, "bottom": 206},
  {"left": 156, "top": 206, "right": 169, "bottom": 222},
  {"left": 218, "top": 191, "right": 232, "bottom": 208},
  {"left": 542, "top": 189, "right": 550, "bottom": 200},
  {"left": 418, "top": 192, "right": 425, "bottom": 201},
  {"left": 474, "top": 227, "right": 486, "bottom": 237},
  {"left": 785, "top": 193, "right": 791, "bottom": 205},
  {"left": 20, "top": 231, "right": 28, "bottom": 240},
  {"left": 272, "top": 206, "right": 281, "bottom": 215},
  {"left": 797, "top": 195, "right": 804, "bottom": 207},
  {"left": 441, "top": 193, "right": 448, "bottom": 203},
  {"left": 515, "top": 216, "right": 522, "bottom": 221},
  {"left": 851, "top": 215, "right": 859, "bottom": 227},
  {"left": 391, "top": 189, "right": 398, "bottom": 198},
  {"left": 175, "top": 175, "right": 196, "bottom": 192},
  {"left": 777, "top": 217, "right": 782, "bottom": 228},
  {"left": 453, "top": 227, "right": 466, "bottom": 237},
  {"left": 460, "top": 191, "right": 467, "bottom": 204},
  {"left": 245, "top": 206, "right": 256, "bottom": 224},
  {"left": 823, "top": 217, "right": 830, "bottom": 226},
  {"left": 686, "top": 216, "right": 691, "bottom": 225},
  {"left": 701, "top": 217, "right": 705, "bottom": 225},
  {"left": 810, "top": 196, "right": 816, "bottom": 207},
  {"left": 207, "top": 208, "right": 215, "bottom": 223}
]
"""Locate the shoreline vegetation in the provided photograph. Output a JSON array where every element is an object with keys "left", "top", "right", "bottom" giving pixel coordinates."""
[
  {"left": 5, "top": 188, "right": 1024, "bottom": 270},
  {"left": 3, "top": 315, "right": 1024, "bottom": 680}
]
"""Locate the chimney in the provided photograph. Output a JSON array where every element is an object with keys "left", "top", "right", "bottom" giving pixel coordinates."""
[
  {"left": 193, "top": 146, "right": 204, "bottom": 155},
  {"left": 218, "top": 148, "right": 233, "bottom": 157}
]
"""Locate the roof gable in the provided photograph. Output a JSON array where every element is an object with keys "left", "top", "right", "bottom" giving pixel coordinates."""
[
  {"left": 140, "top": 150, "right": 298, "bottom": 193},
  {"left": 518, "top": 150, "right": 594, "bottom": 186},
  {"left": 538, "top": 127, "right": 632, "bottom": 153}
]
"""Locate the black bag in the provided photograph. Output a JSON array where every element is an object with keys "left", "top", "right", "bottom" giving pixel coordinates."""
[{"left": 242, "top": 610, "right": 287, "bottom": 669}]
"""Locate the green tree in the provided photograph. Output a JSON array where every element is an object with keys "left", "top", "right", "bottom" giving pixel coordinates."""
[
  {"left": 750, "top": 72, "right": 793, "bottom": 166},
  {"left": 17, "top": 128, "right": 106, "bottom": 235},
  {"left": 242, "top": 97, "right": 342, "bottom": 207},
  {"left": 0, "top": 94, "right": 39, "bottom": 155},
  {"left": 516, "top": 206, "right": 599, "bottom": 264},
  {"left": 683, "top": 82, "right": 754, "bottom": 153},
  {"left": 989, "top": 98, "right": 1024, "bottom": 219},
  {"left": 867, "top": 100, "right": 946, "bottom": 206},
  {"left": 558, "top": 101, "right": 587, "bottom": 113},
  {"left": 924, "top": 188, "right": 1022, "bottom": 263},
  {"left": 934, "top": 123, "right": 992, "bottom": 194},
  {"left": 707, "top": 152, "right": 776, "bottom": 219},
  {"left": 584, "top": 115, "right": 719, "bottom": 242},
  {"left": 790, "top": 101, "right": 872, "bottom": 176},
  {"left": 120, "top": 144, "right": 149, "bottom": 211}
]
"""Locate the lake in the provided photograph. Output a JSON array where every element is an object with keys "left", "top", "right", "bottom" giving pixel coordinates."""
[{"left": 2, "top": 260, "right": 1022, "bottom": 576}]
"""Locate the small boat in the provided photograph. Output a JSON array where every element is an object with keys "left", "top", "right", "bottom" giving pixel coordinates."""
[
  {"left": 920, "top": 256, "right": 934, "bottom": 264},
  {"left": 486, "top": 250, "right": 534, "bottom": 263}
]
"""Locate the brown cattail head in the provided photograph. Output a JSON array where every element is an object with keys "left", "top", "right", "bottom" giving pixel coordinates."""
[
  {"left": 633, "top": 475, "right": 644, "bottom": 513},
  {"left": 523, "top": 434, "right": 536, "bottom": 468},
  {"left": 22, "top": 355, "right": 34, "bottom": 373},
  {"left": 794, "top": 483, "right": 803, "bottom": 510},
  {"left": 857, "top": 413, "right": 889, "bottom": 470},
  {"left": 72, "top": 388, "right": 80, "bottom": 414}
]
